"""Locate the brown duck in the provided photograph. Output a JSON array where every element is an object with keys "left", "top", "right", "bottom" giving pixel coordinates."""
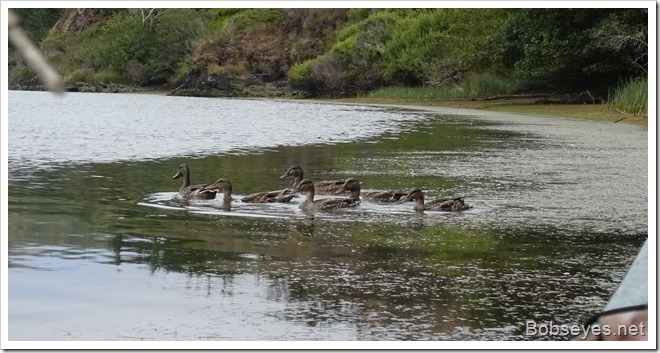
[
  {"left": 294, "top": 179, "right": 360, "bottom": 212},
  {"left": 336, "top": 178, "right": 407, "bottom": 203},
  {"left": 280, "top": 165, "right": 346, "bottom": 194},
  {"left": 201, "top": 179, "right": 297, "bottom": 204},
  {"left": 241, "top": 188, "right": 298, "bottom": 203},
  {"left": 172, "top": 164, "right": 218, "bottom": 199},
  {"left": 404, "top": 188, "right": 472, "bottom": 212}
]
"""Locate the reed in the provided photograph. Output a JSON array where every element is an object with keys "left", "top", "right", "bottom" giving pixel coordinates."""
[
  {"left": 368, "top": 74, "right": 520, "bottom": 100},
  {"left": 608, "top": 77, "right": 647, "bottom": 115}
]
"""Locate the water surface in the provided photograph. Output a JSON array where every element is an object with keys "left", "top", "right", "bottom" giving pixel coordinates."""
[{"left": 7, "top": 91, "right": 648, "bottom": 342}]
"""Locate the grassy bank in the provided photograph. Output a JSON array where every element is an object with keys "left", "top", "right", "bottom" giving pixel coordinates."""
[
  {"left": 323, "top": 97, "right": 648, "bottom": 128},
  {"left": 328, "top": 76, "right": 648, "bottom": 128}
]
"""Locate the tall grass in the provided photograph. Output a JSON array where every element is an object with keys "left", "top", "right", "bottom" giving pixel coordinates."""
[
  {"left": 368, "top": 74, "right": 521, "bottom": 100},
  {"left": 608, "top": 77, "right": 647, "bottom": 115}
]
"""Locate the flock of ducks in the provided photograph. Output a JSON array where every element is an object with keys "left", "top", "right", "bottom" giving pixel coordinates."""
[{"left": 172, "top": 163, "right": 472, "bottom": 212}]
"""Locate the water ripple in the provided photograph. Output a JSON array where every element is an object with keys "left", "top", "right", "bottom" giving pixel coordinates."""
[{"left": 9, "top": 92, "right": 426, "bottom": 176}]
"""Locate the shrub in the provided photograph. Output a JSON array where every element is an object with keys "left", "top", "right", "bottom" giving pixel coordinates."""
[
  {"left": 288, "top": 59, "right": 317, "bottom": 92},
  {"left": 91, "top": 70, "right": 122, "bottom": 84},
  {"left": 68, "top": 68, "right": 95, "bottom": 82},
  {"left": 8, "top": 64, "right": 37, "bottom": 86}
]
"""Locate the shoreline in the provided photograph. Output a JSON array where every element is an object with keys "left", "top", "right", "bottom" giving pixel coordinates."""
[
  {"left": 266, "top": 96, "right": 649, "bottom": 129},
  {"left": 9, "top": 87, "right": 648, "bottom": 129}
]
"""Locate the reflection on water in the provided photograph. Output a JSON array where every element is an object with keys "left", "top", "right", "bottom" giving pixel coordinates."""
[
  {"left": 8, "top": 91, "right": 426, "bottom": 175},
  {"left": 8, "top": 92, "right": 647, "bottom": 341}
]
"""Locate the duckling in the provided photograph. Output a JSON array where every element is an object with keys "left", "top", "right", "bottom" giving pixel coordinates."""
[
  {"left": 404, "top": 188, "right": 472, "bottom": 212},
  {"left": 280, "top": 165, "right": 346, "bottom": 194},
  {"left": 294, "top": 179, "right": 360, "bottom": 212},
  {"left": 172, "top": 164, "right": 218, "bottom": 199},
  {"left": 336, "top": 177, "right": 407, "bottom": 203}
]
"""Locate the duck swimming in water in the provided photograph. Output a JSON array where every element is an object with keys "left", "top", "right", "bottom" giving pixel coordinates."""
[
  {"left": 336, "top": 177, "right": 407, "bottom": 203},
  {"left": 280, "top": 165, "right": 346, "bottom": 194},
  {"left": 172, "top": 164, "right": 218, "bottom": 199},
  {"left": 404, "top": 188, "right": 472, "bottom": 212},
  {"left": 294, "top": 179, "right": 360, "bottom": 212},
  {"left": 241, "top": 188, "right": 298, "bottom": 203},
  {"left": 200, "top": 179, "right": 297, "bottom": 204}
]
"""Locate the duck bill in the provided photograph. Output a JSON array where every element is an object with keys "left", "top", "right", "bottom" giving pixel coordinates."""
[
  {"left": 172, "top": 170, "right": 182, "bottom": 179},
  {"left": 335, "top": 186, "right": 347, "bottom": 195}
]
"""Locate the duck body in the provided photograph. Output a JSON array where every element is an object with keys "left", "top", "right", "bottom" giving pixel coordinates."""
[
  {"left": 172, "top": 164, "right": 217, "bottom": 199},
  {"left": 294, "top": 179, "right": 360, "bottom": 211},
  {"left": 241, "top": 188, "right": 298, "bottom": 203},
  {"left": 201, "top": 179, "right": 296, "bottom": 204},
  {"left": 336, "top": 178, "right": 407, "bottom": 203},
  {"left": 280, "top": 165, "right": 346, "bottom": 195},
  {"left": 404, "top": 189, "right": 472, "bottom": 212}
]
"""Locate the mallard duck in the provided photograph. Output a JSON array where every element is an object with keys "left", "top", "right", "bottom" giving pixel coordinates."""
[
  {"left": 201, "top": 179, "right": 297, "bottom": 204},
  {"left": 200, "top": 178, "right": 234, "bottom": 202},
  {"left": 336, "top": 177, "right": 407, "bottom": 203},
  {"left": 241, "top": 188, "right": 298, "bottom": 203},
  {"left": 294, "top": 179, "right": 360, "bottom": 212},
  {"left": 280, "top": 165, "right": 346, "bottom": 194},
  {"left": 172, "top": 164, "right": 218, "bottom": 199},
  {"left": 404, "top": 188, "right": 472, "bottom": 212}
]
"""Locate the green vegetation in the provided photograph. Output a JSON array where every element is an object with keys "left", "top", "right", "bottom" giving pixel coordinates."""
[
  {"left": 39, "top": 9, "right": 213, "bottom": 85},
  {"left": 10, "top": 8, "right": 63, "bottom": 44},
  {"left": 10, "top": 7, "right": 648, "bottom": 109},
  {"left": 608, "top": 77, "right": 648, "bottom": 115},
  {"left": 368, "top": 74, "right": 522, "bottom": 100}
]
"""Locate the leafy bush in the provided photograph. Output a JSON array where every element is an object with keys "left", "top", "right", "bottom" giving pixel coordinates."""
[
  {"left": 91, "top": 70, "right": 122, "bottom": 84},
  {"left": 288, "top": 58, "right": 316, "bottom": 90},
  {"left": 39, "top": 9, "right": 209, "bottom": 86},
  {"left": 8, "top": 65, "right": 36, "bottom": 86},
  {"left": 296, "top": 10, "right": 400, "bottom": 96},
  {"left": 68, "top": 68, "right": 94, "bottom": 82},
  {"left": 381, "top": 9, "right": 506, "bottom": 86}
]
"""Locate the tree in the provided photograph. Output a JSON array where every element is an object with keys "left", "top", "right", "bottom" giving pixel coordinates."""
[
  {"left": 490, "top": 8, "right": 647, "bottom": 92},
  {"left": 11, "top": 8, "right": 63, "bottom": 44}
]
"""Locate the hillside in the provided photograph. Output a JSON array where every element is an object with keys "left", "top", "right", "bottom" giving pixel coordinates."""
[{"left": 8, "top": 7, "right": 648, "bottom": 107}]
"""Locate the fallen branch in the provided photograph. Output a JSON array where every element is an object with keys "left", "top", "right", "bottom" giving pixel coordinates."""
[
  {"left": 168, "top": 84, "right": 184, "bottom": 96},
  {"left": 480, "top": 94, "right": 552, "bottom": 101}
]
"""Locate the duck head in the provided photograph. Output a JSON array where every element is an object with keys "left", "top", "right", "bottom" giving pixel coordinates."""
[
  {"left": 280, "top": 165, "right": 303, "bottom": 179},
  {"left": 206, "top": 178, "right": 232, "bottom": 192},
  {"left": 404, "top": 188, "right": 424, "bottom": 202},
  {"left": 172, "top": 164, "right": 190, "bottom": 180},
  {"left": 336, "top": 178, "right": 360, "bottom": 194},
  {"left": 294, "top": 179, "right": 315, "bottom": 193}
]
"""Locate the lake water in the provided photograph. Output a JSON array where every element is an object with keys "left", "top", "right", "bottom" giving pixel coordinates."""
[{"left": 6, "top": 91, "right": 648, "bottom": 344}]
